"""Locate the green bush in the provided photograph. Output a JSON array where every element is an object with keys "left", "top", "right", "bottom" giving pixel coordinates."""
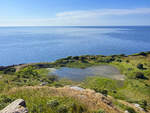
[
  {"left": 16, "top": 66, "right": 39, "bottom": 78},
  {"left": 126, "top": 107, "right": 136, "bottom": 113},
  {"left": 3, "top": 68, "right": 16, "bottom": 74},
  {"left": 139, "top": 100, "right": 147, "bottom": 110},
  {"left": 137, "top": 64, "right": 144, "bottom": 70},
  {"left": 101, "top": 90, "right": 108, "bottom": 96},
  {"left": 135, "top": 72, "right": 148, "bottom": 80},
  {"left": 98, "top": 57, "right": 115, "bottom": 63},
  {"left": 138, "top": 52, "right": 147, "bottom": 56},
  {"left": 116, "top": 59, "right": 122, "bottom": 62},
  {"left": 93, "top": 88, "right": 108, "bottom": 96}
]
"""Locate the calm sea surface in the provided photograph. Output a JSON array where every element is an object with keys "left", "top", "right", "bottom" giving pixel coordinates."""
[{"left": 0, "top": 26, "right": 150, "bottom": 66}]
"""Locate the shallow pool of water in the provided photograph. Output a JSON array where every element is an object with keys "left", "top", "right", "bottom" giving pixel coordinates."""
[{"left": 48, "top": 65, "right": 124, "bottom": 81}]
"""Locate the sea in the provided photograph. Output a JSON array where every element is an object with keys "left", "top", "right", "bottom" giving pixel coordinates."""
[{"left": 0, "top": 26, "right": 150, "bottom": 66}]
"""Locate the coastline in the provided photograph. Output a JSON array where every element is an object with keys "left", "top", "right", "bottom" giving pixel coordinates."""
[{"left": 0, "top": 51, "right": 150, "bottom": 69}]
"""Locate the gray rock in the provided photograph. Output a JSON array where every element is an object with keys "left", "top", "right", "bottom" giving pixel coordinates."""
[
  {"left": 40, "top": 82, "right": 48, "bottom": 86},
  {"left": 70, "top": 86, "right": 84, "bottom": 91},
  {"left": 124, "top": 110, "right": 129, "bottom": 113},
  {"left": 134, "top": 103, "right": 145, "bottom": 111},
  {"left": 0, "top": 99, "right": 28, "bottom": 113}
]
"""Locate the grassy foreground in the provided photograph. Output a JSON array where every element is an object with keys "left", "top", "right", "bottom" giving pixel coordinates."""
[{"left": 0, "top": 51, "right": 150, "bottom": 113}]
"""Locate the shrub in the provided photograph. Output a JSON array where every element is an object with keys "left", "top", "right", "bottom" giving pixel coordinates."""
[
  {"left": 98, "top": 57, "right": 115, "bottom": 63},
  {"left": 135, "top": 72, "right": 148, "bottom": 80},
  {"left": 101, "top": 90, "right": 108, "bottom": 96},
  {"left": 126, "top": 107, "right": 136, "bottom": 113},
  {"left": 116, "top": 59, "right": 122, "bottom": 62},
  {"left": 0, "top": 95, "right": 12, "bottom": 103},
  {"left": 93, "top": 88, "right": 108, "bottom": 96},
  {"left": 113, "top": 90, "right": 117, "bottom": 93},
  {"left": 3, "top": 68, "right": 16, "bottom": 74},
  {"left": 16, "top": 66, "right": 39, "bottom": 78},
  {"left": 73, "top": 56, "right": 79, "bottom": 60},
  {"left": 137, "top": 64, "right": 144, "bottom": 70},
  {"left": 138, "top": 52, "right": 147, "bottom": 56},
  {"left": 139, "top": 100, "right": 147, "bottom": 110}
]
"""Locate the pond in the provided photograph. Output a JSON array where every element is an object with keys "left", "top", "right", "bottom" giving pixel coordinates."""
[{"left": 48, "top": 65, "right": 124, "bottom": 81}]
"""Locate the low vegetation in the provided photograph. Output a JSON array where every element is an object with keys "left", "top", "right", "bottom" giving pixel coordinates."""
[
  {"left": 0, "top": 88, "right": 89, "bottom": 113},
  {"left": 0, "top": 51, "right": 150, "bottom": 112}
]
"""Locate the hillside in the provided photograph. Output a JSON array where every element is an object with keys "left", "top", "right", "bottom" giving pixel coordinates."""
[{"left": 0, "top": 51, "right": 150, "bottom": 113}]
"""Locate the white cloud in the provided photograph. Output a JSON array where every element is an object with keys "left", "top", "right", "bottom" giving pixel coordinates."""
[
  {"left": 57, "top": 8, "right": 150, "bottom": 17},
  {"left": 0, "top": 8, "right": 150, "bottom": 26}
]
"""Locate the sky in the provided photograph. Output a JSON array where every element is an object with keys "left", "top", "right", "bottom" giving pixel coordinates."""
[{"left": 0, "top": 0, "right": 150, "bottom": 26}]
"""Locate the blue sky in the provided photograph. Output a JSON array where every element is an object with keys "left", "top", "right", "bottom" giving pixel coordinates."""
[{"left": 0, "top": 0, "right": 150, "bottom": 26}]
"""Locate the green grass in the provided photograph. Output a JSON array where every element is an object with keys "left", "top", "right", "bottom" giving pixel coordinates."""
[
  {"left": 112, "top": 99, "right": 137, "bottom": 113},
  {"left": 81, "top": 76, "right": 124, "bottom": 91},
  {"left": 0, "top": 88, "right": 90, "bottom": 113},
  {"left": 0, "top": 51, "right": 150, "bottom": 112},
  {"left": 81, "top": 76, "right": 126, "bottom": 99}
]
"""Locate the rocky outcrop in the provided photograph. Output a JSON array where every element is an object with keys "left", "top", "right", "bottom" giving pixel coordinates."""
[{"left": 0, "top": 99, "right": 28, "bottom": 113}]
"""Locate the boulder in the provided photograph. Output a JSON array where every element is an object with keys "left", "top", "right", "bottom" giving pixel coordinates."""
[
  {"left": 0, "top": 99, "right": 28, "bottom": 113},
  {"left": 70, "top": 86, "right": 84, "bottom": 91}
]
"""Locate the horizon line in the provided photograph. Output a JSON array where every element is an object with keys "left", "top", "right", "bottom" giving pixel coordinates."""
[{"left": 0, "top": 25, "right": 150, "bottom": 27}]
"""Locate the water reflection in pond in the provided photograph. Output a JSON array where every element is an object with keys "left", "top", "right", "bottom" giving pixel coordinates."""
[{"left": 48, "top": 65, "right": 124, "bottom": 81}]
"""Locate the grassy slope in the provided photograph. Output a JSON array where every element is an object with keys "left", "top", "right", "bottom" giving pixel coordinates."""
[
  {"left": 0, "top": 51, "right": 150, "bottom": 112},
  {"left": 0, "top": 87, "right": 89, "bottom": 113},
  {"left": 0, "top": 86, "right": 122, "bottom": 113}
]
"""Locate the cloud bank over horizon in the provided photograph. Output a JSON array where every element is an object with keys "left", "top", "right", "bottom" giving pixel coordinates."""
[{"left": 1, "top": 8, "right": 150, "bottom": 26}]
